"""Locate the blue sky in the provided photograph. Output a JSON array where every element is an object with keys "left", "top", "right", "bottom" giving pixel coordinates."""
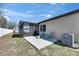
[{"left": 0, "top": 3, "right": 79, "bottom": 24}]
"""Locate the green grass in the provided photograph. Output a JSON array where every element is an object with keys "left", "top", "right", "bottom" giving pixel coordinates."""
[{"left": 0, "top": 33, "right": 79, "bottom": 56}]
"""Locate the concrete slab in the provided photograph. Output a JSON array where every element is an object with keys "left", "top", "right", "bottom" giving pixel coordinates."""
[
  {"left": 24, "top": 36, "right": 53, "bottom": 50},
  {"left": 0, "top": 28, "right": 13, "bottom": 37}
]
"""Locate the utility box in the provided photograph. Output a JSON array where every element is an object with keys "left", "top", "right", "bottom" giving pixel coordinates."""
[{"left": 62, "top": 33, "right": 74, "bottom": 47}]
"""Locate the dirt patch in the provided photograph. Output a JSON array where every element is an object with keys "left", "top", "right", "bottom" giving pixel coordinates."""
[{"left": 0, "top": 40, "right": 13, "bottom": 49}]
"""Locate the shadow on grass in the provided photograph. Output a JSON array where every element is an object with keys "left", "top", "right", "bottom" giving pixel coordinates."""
[
  {"left": 12, "top": 34, "right": 22, "bottom": 38},
  {"left": 54, "top": 40, "right": 69, "bottom": 47}
]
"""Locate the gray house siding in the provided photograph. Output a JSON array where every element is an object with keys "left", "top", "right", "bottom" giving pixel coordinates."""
[
  {"left": 18, "top": 21, "right": 37, "bottom": 36},
  {"left": 39, "top": 10, "right": 79, "bottom": 43}
]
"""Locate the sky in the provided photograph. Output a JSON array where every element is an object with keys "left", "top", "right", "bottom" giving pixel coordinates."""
[{"left": 0, "top": 3, "right": 79, "bottom": 24}]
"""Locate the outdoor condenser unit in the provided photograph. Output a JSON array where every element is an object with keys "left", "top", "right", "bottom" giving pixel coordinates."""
[{"left": 62, "top": 33, "right": 74, "bottom": 47}]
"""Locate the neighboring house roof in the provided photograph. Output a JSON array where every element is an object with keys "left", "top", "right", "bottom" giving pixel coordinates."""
[
  {"left": 38, "top": 9, "right": 79, "bottom": 24},
  {"left": 18, "top": 20, "right": 36, "bottom": 27}
]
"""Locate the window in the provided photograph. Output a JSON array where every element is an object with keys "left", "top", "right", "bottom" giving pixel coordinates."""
[
  {"left": 40, "top": 25, "right": 42, "bottom": 31},
  {"left": 23, "top": 25, "right": 29, "bottom": 33},
  {"left": 40, "top": 25, "right": 46, "bottom": 32},
  {"left": 43, "top": 25, "right": 46, "bottom": 32}
]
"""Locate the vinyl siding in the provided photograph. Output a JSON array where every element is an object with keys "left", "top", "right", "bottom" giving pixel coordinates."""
[{"left": 39, "top": 12, "right": 79, "bottom": 39}]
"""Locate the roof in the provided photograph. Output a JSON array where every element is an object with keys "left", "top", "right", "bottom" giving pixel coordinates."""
[
  {"left": 21, "top": 20, "right": 36, "bottom": 24},
  {"left": 38, "top": 9, "right": 79, "bottom": 24},
  {"left": 18, "top": 20, "right": 36, "bottom": 26}
]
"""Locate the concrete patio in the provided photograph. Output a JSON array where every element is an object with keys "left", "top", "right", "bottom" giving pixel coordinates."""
[{"left": 24, "top": 36, "right": 53, "bottom": 50}]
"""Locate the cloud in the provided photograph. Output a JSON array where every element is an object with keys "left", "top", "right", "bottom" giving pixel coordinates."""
[
  {"left": 50, "top": 3, "right": 66, "bottom": 6},
  {"left": 0, "top": 8, "right": 34, "bottom": 18},
  {"left": 26, "top": 10, "right": 33, "bottom": 14},
  {"left": 50, "top": 3, "right": 58, "bottom": 5},
  {"left": 50, "top": 3, "right": 66, "bottom": 12},
  {"left": 46, "top": 14, "right": 52, "bottom": 18},
  {"left": 50, "top": 3, "right": 60, "bottom": 11},
  {"left": 38, "top": 14, "right": 52, "bottom": 18},
  {"left": 4, "top": 16, "right": 10, "bottom": 21},
  {"left": 1, "top": 8, "right": 53, "bottom": 18}
]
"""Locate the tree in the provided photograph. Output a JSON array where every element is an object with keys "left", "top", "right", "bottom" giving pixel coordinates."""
[
  {"left": 7, "top": 21, "right": 16, "bottom": 29},
  {"left": 0, "top": 16, "right": 7, "bottom": 28},
  {"left": 0, "top": 16, "right": 16, "bottom": 29}
]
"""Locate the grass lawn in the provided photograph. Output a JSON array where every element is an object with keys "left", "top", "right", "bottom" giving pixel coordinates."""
[{"left": 0, "top": 33, "right": 79, "bottom": 56}]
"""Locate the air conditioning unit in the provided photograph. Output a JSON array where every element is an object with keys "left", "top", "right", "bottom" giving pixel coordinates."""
[{"left": 62, "top": 33, "right": 74, "bottom": 47}]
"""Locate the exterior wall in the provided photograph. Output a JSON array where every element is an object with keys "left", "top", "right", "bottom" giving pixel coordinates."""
[
  {"left": 29, "top": 25, "right": 36, "bottom": 35},
  {"left": 19, "top": 23, "right": 29, "bottom": 35},
  {"left": 39, "top": 12, "right": 79, "bottom": 40},
  {"left": 22, "top": 23, "right": 36, "bottom": 36},
  {"left": 19, "top": 23, "right": 23, "bottom": 35},
  {"left": 23, "top": 23, "right": 29, "bottom": 33}
]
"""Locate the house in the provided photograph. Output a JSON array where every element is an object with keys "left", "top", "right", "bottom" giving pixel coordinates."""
[
  {"left": 18, "top": 21, "right": 39, "bottom": 36},
  {"left": 38, "top": 9, "right": 79, "bottom": 40},
  {"left": 18, "top": 9, "right": 79, "bottom": 42}
]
